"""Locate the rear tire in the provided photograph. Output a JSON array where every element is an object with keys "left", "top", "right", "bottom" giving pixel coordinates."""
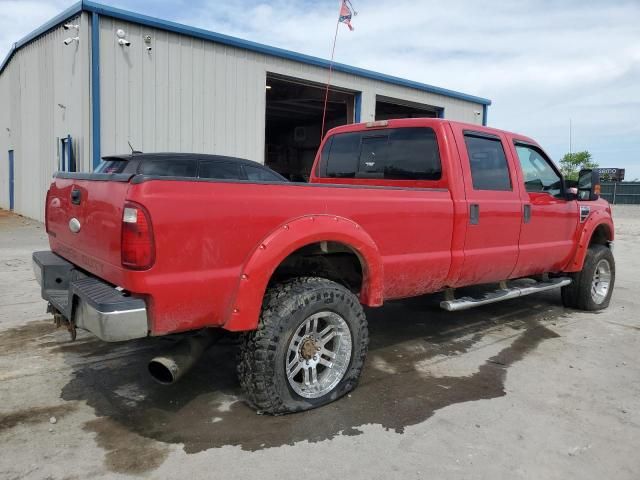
[
  {"left": 562, "top": 244, "right": 615, "bottom": 310},
  {"left": 238, "top": 277, "right": 368, "bottom": 414}
]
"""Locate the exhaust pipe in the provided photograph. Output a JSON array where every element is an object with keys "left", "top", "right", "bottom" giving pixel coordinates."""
[{"left": 148, "top": 329, "right": 220, "bottom": 385}]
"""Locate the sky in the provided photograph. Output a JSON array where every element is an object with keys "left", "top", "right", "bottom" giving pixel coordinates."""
[{"left": 1, "top": 0, "right": 639, "bottom": 179}]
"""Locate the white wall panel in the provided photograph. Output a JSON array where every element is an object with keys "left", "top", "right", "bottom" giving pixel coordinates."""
[
  {"left": 0, "top": 11, "right": 484, "bottom": 222},
  {"left": 99, "top": 18, "right": 482, "bottom": 165},
  {"left": 0, "top": 13, "right": 91, "bottom": 220}
]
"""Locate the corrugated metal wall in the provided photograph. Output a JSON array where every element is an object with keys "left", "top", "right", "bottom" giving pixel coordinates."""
[
  {"left": 99, "top": 17, "right": 484, "bottom": 162},
  {"left": 0, "top": 12, "right": 485, "bottom": 221},
  {"left": 0, "top": 13, "right": 91, "bottom": 221},
  {"left": 99, "top": 17, "right": 267, "bottom": 160}
]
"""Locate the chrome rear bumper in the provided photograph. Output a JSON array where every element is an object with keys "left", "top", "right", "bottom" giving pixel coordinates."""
[{"left": 33, "top": 251, "right": 149, "bottom": 342}]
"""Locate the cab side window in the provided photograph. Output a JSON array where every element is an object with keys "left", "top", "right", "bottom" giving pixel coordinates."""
[
  {"left": 515, "top": 145, "right": 563, "bottom": 197},
  {"left": 140, "top": 160, "right": 197, "bottom": 177},
  {"left": 464, "top": 134, "right": 512, "bottom": 191},
  {"left": 244, "top": 164, "right": 284, "bottom": 182},
  {"left": 199, "top": 161, "right": 244, "bottom": 180}
]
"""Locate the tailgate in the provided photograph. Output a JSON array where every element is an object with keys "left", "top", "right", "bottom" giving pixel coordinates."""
[{"left": 46, "top": 173, "right": 133, "bottom": 280}]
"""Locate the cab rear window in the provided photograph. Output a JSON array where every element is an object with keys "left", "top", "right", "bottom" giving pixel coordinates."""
[{"left": 319, "top": 127, "right": 441, "bottom": 180}]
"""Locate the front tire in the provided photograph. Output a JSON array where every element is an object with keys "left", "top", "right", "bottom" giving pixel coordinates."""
[
  {"left": 238, "top": 277, "right": 368, "bottom": 414},
  {"left": 562, "top": 244, "right": 615, "bottom": 310}
]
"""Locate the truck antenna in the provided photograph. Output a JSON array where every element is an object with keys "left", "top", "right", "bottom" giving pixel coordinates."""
[{"left": 128, "top": 140, "right": 142, "bottom": 154}]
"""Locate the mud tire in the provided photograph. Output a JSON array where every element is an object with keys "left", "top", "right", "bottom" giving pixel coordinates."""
[
  {"left": 238, "top": 277, "right": 368, "bottom": 415},
  {"left": 562, "top": 244, "right": 615, "bottom": 311}
]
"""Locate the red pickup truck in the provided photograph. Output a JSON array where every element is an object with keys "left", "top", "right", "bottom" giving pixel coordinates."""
[{"left": 34, "top": 118, "right": 615, "bottom": 414}]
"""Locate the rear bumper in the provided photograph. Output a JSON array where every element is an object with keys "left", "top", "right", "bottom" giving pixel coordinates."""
[{"left": 33, "top": 251, "right": 149, "bottom": 342}]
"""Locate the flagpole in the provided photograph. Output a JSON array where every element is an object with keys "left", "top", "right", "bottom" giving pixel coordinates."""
[{"left": 320, "top": 4, "right": 343, "bottom": 141}]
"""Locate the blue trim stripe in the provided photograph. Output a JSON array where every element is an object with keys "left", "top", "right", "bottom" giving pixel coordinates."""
[
  {"left": 482, "top": 104, "right": 488, "bottom": 126},
  {"left": 1, "top": 1, "right": 491, "bottom": 106},
  {"left": 8, "top": 150, "right": 14, "bottom": 210},
  {"left": 354, "top": 93, "right": 362, "bottom": 123},
  {"left": 0, "top": 1, "right": 83, "bottom": 73},
  {"left": 83, "top": 0, "right": 491, "bottom": 105},
  {"left": 91, "top": 12, "right": 101, "bottom": 169},
  {"left": 0, "top": 44, "right": 16, "bottom": 74}
]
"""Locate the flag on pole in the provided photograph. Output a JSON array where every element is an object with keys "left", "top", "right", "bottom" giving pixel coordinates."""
[
  {"left": 339, "top": 0, "right": 355, "bottom": 31},
  {"left": 321, "top": 1, "right": 357, "bottom": 138}
]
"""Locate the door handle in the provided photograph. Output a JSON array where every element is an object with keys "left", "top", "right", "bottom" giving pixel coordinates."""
[
  {"left": 470, "top": 204, "right": 480, "bottom": 225},
  {"left": 523, "top": 204, "right": 531, "bottom": 224},
  {"left": 70, "top": 188, "right": 81, "bottom": 205}
]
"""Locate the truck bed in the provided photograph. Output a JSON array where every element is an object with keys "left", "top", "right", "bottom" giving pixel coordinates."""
[{"left": 46, "top": 174, "right": 454, "bottom": 335}]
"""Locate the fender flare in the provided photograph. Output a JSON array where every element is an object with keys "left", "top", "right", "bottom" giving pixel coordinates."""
[
  {"left": 223, "top": 215, "right": 384, "bottom": 331},
  {"left": 565, "top": 210, "right": 614, "bottom": 272}
]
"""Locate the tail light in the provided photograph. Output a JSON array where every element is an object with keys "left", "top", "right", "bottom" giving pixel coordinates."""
[
  {"left": 121, "top": 202, "right": 155, "bottom": 270},
  {"left": 44, "top": 189, "right": 51, "bottom": 233}
]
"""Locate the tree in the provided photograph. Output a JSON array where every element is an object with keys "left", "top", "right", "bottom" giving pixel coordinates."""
[{"left": 559, "top": 151, "right": 598, "bottom": 181}]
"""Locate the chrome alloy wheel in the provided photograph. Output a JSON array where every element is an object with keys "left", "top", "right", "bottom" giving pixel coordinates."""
[
  {"left": 285, "top": 311, "right": 352, "bottom": 399},
  {"left": 591, "top": 259, "right": 612, "bottom": 304}
]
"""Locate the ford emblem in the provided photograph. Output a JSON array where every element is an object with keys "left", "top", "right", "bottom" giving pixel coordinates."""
[{"left": 69, "top": 218, "right": 81, "bottom": 233}]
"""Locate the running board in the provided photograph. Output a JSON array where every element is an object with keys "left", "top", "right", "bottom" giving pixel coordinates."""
[{"left": 440, "top": 277, "right": 572, "bottom": 312}]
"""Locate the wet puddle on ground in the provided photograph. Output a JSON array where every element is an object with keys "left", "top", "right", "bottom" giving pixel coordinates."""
[{"left": 1, "top": 292, "right": 566, "bottom": 474}]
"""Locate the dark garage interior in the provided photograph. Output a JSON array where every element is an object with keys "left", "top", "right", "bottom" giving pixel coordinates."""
[
  {"left": 265, "top": 74, "right": 356, "bottom": 181},
  {"left": 375, "top": 96, "right": 440, "bottom": 121}
]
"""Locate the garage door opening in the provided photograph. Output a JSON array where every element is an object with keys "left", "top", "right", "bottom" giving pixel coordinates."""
[
  {"left": 375, "top": 96, "right": 441, "bottom": 121},
  {"left": 265, "top": 74, "right": 356, "bottom": 181}
]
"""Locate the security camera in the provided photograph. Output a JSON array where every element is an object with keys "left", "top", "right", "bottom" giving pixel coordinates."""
[
  {"left": 63, "top": 37, "right": 79, "bottom": 45},
  {"left": 118, "top": 38, "right": 131, "bottom": 46},
  {"left": 63, "top": 23, "right": 79, "bottom": 30},
  {"left": 116, "top": 29, "right": 126, "bottom": 38},
  {"left": 145, "top": 46, "right": 152, "bottom": 52}
]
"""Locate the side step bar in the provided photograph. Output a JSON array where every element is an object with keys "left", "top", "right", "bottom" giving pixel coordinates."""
[{"left": 440, "top": 277, "right": 572, "bottom": 312}]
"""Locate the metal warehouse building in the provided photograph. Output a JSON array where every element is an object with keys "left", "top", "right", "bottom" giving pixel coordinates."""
[{"left": 0, "top": 1, "right": 491, "bottom": 221}]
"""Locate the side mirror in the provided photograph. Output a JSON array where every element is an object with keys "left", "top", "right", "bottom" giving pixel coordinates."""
[
  {"left": 577, "top": 169, "right": 601, "bottom": 201},
  {"left": 564, "top": 179, "right": 578, "bottom": 200}
]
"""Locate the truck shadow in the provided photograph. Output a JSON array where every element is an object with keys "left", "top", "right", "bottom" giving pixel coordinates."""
[{"left": 52, "top": 290, "right": 565, "bottom": 468}]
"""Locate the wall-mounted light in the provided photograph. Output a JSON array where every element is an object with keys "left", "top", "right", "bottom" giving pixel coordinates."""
[
  {"left": 144, "top": 34, "right": 152, "bottom": 52},
  {"left": 63, "top": 23, "right": 79, "bottom": 30},
  {"left": 63, "top": 37, "right": 79, "bottom": 45},
  {"left": 265, "top": 85, "right": 272, "bottom": 90},
  {"left": 116, "top": 29, "right": 131, "bottom": 47}
]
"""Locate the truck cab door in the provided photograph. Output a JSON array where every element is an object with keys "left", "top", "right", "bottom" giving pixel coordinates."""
[
  {"left": 509, "top": 142, "right": 578, "bottom": 277},
  {"left": 452, "top": 130, "right": 523, "bottom": 286}
]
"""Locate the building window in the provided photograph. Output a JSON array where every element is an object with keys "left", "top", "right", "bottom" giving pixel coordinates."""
[{"left": 59, "top": 135, "right": 75, "bottom": 172}]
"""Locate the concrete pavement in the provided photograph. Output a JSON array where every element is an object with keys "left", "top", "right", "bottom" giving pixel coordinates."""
[{"left": 1, "top": 206, "right": 639, "bottom": 479}]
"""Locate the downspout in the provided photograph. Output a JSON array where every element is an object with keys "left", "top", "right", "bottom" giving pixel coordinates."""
[{"left": 91, "top": 11, "right": 101, "bottom": 169}]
